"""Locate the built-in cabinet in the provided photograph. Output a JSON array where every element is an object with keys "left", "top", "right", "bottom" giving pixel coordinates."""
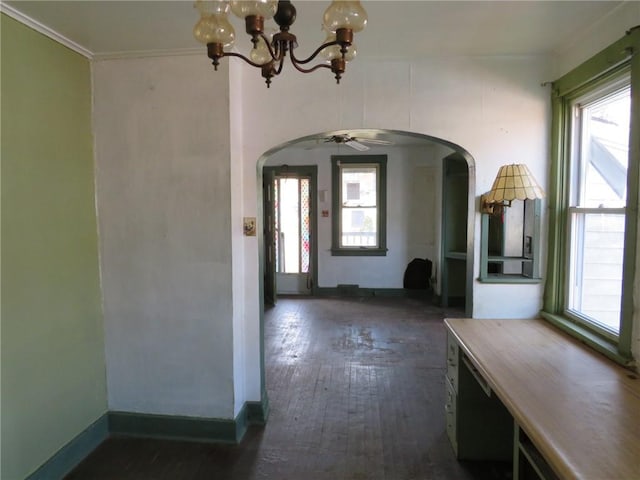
[
  {"left": 441, "top": 154, "right": 468, "bottom": 309},
  {"left": 479, "top": 199, "right": 542, "bottom": 283},
  {"left": 445, "top": 331, "right": 513, "bottom": 461}
]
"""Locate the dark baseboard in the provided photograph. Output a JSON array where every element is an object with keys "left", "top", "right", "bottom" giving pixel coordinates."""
[
  {"left": 108, "top": 395, "right": 270, "bottom": 446},
  {"left": 30, "top": 399, "right": 272, "bottom": 479},
  {"left": 26, "top": 414, "right": 109, "bottom": 480},
  {"left": 246, "top": 393, "right": 270, "bottom": 425},
  {"left": 315, "top": 286, "right": 433, "bottom": 299},
  {"left": 108, "top": 411, "right": 239, "bottom": 444},
  {"left": 442, "top": 295, "right": 466, "bottom": 307}
]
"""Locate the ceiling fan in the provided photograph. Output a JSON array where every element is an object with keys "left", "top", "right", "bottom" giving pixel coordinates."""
[{"left": 323, "top": 133, "right": 394, "bottom": 151}]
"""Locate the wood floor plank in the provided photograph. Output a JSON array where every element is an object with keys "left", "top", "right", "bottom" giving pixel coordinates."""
[{"left": 66, "top": 297, "right": 509, "bottom": 480}]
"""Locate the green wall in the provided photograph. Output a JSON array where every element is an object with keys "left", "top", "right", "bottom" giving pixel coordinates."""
[{"left": 1, "top": 14, "right": 107, "bottom": 479}]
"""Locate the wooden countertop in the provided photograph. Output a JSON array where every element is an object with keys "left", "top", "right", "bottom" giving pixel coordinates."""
[{"left": 445, "top": 318, "right": 640, "bottom": 480}]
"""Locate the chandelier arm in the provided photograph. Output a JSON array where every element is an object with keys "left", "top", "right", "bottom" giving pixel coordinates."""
[
  {"left": 290, "top": 40, "right": 342, "bottom": 65},
  {"left": 274, "top": 53, "right": 287, "bottom": 75},
  {"left": 289, "top": 62, "right": 333, "bottom": 75},
  {"left": 223, "top": 52, "right": 274, "bottom": 70}
]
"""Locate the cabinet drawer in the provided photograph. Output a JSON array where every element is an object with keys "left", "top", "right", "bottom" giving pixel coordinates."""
[
  {"left": 445, "top": 376, "right": 458, "bottom": 455},
  {"left": 446, "top": 332, "right": 459, "bottom": 392}
]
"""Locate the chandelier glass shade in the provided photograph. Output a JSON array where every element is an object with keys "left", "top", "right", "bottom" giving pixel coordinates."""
[{"left": 193, "top": 0, "right": 367, "bottom": 87}]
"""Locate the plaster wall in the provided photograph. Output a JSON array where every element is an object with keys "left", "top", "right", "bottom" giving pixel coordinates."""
[
  {"left": 265, "top": 145, "right": 442, "bottom": 288},
  {"left": 239, "top": 54, "right": 551, "bottom": 332},
  {"left": 92, "top": 55, "right": 235, "bottom": 418},
  {"left": 1, "top": 15, "right": 106, "bottom": 479},
  {"left": 230, "top": 61, "right": 250, "bottom": 415}
]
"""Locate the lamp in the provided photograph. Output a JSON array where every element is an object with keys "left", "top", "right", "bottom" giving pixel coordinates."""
[
  {"left": 481, "top": 164, "right": 544, "bottom": 215},
  {"left": 193, "top": 0, "right": 367, "bottom": 88}
]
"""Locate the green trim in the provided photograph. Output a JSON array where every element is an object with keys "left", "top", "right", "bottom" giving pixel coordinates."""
[
  {"left": 246, "top": 396, "right": 270, "bottom": 425},
  {"left": 315, "top": 286, "right": 432, "bottom": 299},
  {"left": 26, "top": 414, "right": 108, "bottom": 480},
  {"left": 540, "top": 312, "right": 634, "bottom": 368},
  {"left": 234, "top": 403, "right": 250, "bottom": 442},
  {"left": 543, "top": 27, "right": 640, "bottom": 363},
  {"left": 331, "top": 155, "right": 388, "bottom": 256},
  {"left": 552, "top": 29, "right": 636, "bottom": 98},
  {"left": 264, "top": 165, "right": 319, "bottom": 296},
  {"left": 330, "top": 247, "right": 388, "bottom": 256},
  {"left": 108, "top": 411, "right": 238, "bottom": 444},
  {"left": 234, "top": 399, "right": 269, "bottom": 441},
  {"left": 28, "top": 403, "right": 272, "bottom": 479},
  {"left": 619, "top": 29, "right": 640, "bottom": 358},
  {"left": 479, "top": 200, "right": 542, "bottom": 283},
  {"left": 478, "top": 276, "right": 541, "bottom": 284},
  {"left": 440, "top": 153, "right": 474, "bottom": 316},
  {"left": 107, "top": 400, "right": 270, "bottom": 446}
]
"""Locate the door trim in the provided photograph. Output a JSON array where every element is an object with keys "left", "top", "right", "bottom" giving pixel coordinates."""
[{"left": 263, "top": 165, "right": 318, "bottom": 299}]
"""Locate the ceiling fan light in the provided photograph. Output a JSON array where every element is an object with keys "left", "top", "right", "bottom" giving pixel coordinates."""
[{"left": 323, "top": 1, "right": 368, "bottom": 33}]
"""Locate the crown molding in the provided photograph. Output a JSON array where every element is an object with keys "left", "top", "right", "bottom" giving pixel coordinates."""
[
  {"left": 1, "top": 2, "right": 93, "bottom": 59},
  {"left": 93, "top": 47, "right": 202, "bottom": 61}
]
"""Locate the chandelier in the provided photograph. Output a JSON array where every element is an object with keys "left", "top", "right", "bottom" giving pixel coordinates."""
[{"left": 193, "top": 1, "right": 368, "bottom": 87}]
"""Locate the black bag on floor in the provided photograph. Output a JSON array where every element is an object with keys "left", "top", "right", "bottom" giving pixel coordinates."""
[{"left": 403, "top": 258, "right": 432, "bottom": 290}]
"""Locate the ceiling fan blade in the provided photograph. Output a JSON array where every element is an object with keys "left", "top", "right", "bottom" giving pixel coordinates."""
[
  {"left": 345, "top": 139, "right": 370, "bottom": 151},
  {"left": 353, "top": 137, "right": 394, "bottom": 146}
]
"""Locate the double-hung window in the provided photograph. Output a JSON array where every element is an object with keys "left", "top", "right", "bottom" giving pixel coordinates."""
[
  {"left": 543, "top": 28, "right": 639, "bottom": 364},
  {"left": 567, "top": 81, "right": 629, "bottom": 335},
  {"left": 331, "top": 156, "right": 387, "bottom": 256}
]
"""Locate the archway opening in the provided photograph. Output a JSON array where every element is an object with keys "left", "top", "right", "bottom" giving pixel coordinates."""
[{"left": 255, "top": 128, "right": 476, "bottom": 397}]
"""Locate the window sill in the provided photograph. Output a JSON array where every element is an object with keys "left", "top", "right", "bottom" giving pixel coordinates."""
[
  {"left": 478, "top": 275, "right": 541, "bottom": 284},
  {"left": 331, "top": 248, "right": 388, "bottom": 257},
  {"left": 540, "top": 312, "right": 633, "bottom": 368}
]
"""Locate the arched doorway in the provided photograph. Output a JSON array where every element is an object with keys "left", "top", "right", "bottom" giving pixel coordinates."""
[
  {"left": 257, "top": 128, "right": 475, "bottom": 313},
  {"left": 254, "top": 128, "right": 476, "bottom": 413}
]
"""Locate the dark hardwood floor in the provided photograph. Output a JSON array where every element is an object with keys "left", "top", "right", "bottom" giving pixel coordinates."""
[{"left": 66, "top": 296, "right": 510, "bottom": 479}]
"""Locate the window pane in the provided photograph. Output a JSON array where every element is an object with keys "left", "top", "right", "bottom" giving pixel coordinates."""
[
  {"left": 577, "top": 87, "right": 629, "bottom": 208},
  {"left": 341, "top": 207, "right": 377, "bottom": 247},
  {"left": 568, "top": 212, "right": 625, "bottom": 333},
  {"left": 341, "top": 167, "right": 377, "bottom": 207}
]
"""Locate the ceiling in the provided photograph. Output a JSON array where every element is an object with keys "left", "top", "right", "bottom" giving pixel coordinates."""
[
  {"left": 3, "top": 1, "right": 627, "bottom": 150},
  {"left": 3, "top": 1, "right": 625, "bottom": 59}
]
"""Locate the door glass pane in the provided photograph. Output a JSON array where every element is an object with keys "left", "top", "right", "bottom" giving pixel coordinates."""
[
  {"left": 273, "top": 178, "right": 279, "bottom": 272},
  {"left": 300, "top": 178, "right": 310, "bottom": 273},
  {"left": 279, "top": 178, "right": 299, "bottom": 273},
  {"left": 275, "top": 176, "right": 311, "bottom": 275}
]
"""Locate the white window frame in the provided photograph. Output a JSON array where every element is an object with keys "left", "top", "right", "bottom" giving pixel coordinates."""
[{"left": 564, "top": 78, "right": 630, "bottom": 339}]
